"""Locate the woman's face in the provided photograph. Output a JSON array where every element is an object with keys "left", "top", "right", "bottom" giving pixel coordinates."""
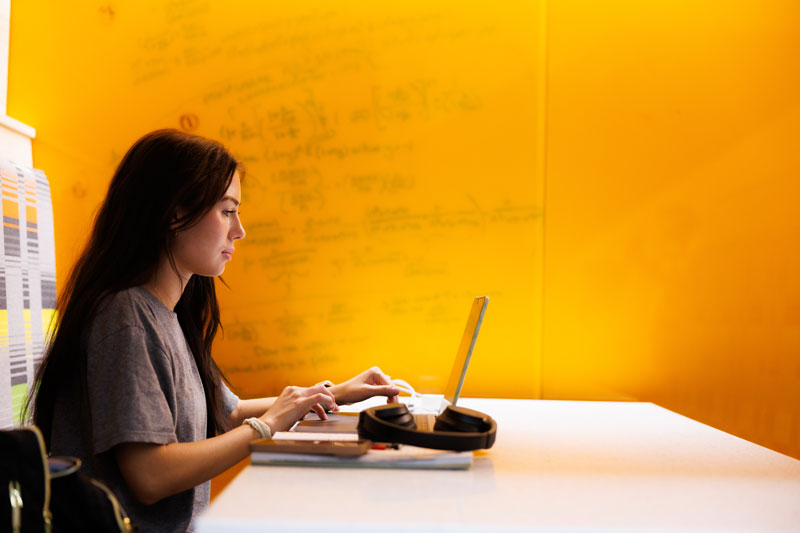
[{"left": 171, "top": 171, "right": 245, "bottom": 279}]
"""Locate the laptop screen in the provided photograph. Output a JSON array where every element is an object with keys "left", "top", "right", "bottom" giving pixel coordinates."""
[{"left": 440, "top": 296, "right": 489, "bottom": 411}]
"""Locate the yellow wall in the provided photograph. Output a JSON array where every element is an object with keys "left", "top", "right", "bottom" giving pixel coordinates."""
[
  {"left": 8, "top": 1, "right": 543, "bottom": 401},
  {"left": 544, "top": 0, "right": 800, "bottom": 459},
  {"left": 7, "top": 0, "right": 800, "bottom": 478}
]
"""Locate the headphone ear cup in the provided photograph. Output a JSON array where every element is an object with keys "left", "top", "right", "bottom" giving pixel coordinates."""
[
  {"left": 433, "top": 405, "right": 491, "bottom": 433},
  {"left": 369, "top": 403, "right": 417, "bottom": 429}
]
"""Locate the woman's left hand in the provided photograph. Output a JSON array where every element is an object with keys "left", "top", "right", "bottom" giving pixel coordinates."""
[{"left": 329, "top": 366, "right": 400, "bottom": 405}]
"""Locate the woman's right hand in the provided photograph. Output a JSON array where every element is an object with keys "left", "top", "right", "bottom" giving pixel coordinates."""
[{"left": 259, "top": 384, "right": 338, "bottom": 433}]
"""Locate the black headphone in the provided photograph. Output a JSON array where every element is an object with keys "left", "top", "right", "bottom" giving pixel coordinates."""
[{"left": 357, "top": 403, "right": 497, "bottom": 451}]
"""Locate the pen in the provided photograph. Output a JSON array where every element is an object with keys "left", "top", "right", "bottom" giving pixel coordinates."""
[{"left": 371, "top": 443, "right": 400, "bottom": 450}]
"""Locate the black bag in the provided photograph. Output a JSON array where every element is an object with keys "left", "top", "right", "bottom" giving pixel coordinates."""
[{"left": 1, "top": 425, "right": 135, "bottom": 532}]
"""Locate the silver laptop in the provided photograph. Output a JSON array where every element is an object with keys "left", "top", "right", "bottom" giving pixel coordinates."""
[{"left": 295, "top": 296, "right": 489, "bottom": 433}]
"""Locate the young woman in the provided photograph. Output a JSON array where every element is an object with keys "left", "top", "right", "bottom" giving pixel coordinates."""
[{"left": 27, "top": 129, "right": 399, "bottom": 532}]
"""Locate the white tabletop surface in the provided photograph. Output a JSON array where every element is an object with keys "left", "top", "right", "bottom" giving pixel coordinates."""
[{"left": 198, "top": 399, "right": 800, "bottom": 532}]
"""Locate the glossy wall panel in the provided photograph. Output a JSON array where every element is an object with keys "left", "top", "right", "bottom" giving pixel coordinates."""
[
  {"left": 544, "top": 0, "right": 800, "bottom": 458},
  {"left": 8, "top": 1, "right": 544, "bottom": 401},
  {"left": 8, "top": 0, "right": 800, "bottom": 463}
]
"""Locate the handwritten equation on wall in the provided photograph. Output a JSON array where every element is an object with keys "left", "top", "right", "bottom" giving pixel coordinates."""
[{"left": 119, "top": 1, "right": 543, "bottom": 397}]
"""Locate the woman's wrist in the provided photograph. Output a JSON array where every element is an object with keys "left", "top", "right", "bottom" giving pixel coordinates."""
[
  {"left": 327, "top": 385, "right": 339, "bottom": 405},
  {"left": 242, "top": 417, "right": 272, "bottom": 439},
  {"left": 317, "top": 380, "right": 343, "bottom": 405}
]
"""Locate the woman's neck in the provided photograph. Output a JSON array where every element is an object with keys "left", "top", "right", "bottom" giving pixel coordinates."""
[{"left": 144, "top": 258, "right": 188, "bottom": 311}]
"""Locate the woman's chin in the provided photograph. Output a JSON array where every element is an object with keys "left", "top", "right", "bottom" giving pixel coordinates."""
[{"left": 196, "top": 265, "right": 226, "bottom": 278}]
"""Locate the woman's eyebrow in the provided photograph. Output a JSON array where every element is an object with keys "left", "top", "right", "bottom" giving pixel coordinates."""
[{"left": 221, "top": 196, "right": 240, "bottom": 206}]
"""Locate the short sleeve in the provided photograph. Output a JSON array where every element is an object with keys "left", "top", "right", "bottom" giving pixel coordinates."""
[
  {"left": 87, "top": 325, "right": 178, "bottom": 454},
  {"left": 220, "top": 380, "right": 239, "bottom": 417}
]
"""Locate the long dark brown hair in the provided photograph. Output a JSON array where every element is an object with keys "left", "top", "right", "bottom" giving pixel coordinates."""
[{"left": 27, "top": 128, "right": 240, "bottom": 446}]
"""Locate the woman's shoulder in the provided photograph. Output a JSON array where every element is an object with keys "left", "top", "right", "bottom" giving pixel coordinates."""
[
  {"left": 96, "top": 286, "right": 163, "bottom": 317},
  {"left": 91, "top": 287, "right": 175, "bottom": 339}
]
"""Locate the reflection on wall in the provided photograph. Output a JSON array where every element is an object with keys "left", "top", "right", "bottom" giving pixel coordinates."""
[{"left": 0, "top": 159, "right": 56, "bottom": 427}]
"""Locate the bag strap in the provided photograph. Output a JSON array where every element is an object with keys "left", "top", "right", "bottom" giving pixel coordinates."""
[{"left": 2, "top": 426, "right": 53, "bottom": 533}]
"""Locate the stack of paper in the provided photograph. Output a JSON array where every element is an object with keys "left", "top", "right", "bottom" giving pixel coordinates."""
[{"left": 250, "top": 432, "right": 473, "bottom": 470}]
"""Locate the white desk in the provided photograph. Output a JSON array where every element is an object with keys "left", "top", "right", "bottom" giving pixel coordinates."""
[{"left": 198, "top": 399, "right": 800, "bottom": 532}]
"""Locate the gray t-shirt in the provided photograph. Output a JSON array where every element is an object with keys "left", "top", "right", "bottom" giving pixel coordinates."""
[{"left": 50, "top": 286, "right": 239, "bottom": 533}]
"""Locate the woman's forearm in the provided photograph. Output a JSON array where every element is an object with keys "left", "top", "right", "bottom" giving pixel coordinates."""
[
  {"left": 118, "top": 388, "right": 333, "bottom": 505},
  {"left": 226, "top": 397, "right": 277, "bottom": 426},
  {"left": 115, "top": 423, "right": 260, "bottom": 505}
]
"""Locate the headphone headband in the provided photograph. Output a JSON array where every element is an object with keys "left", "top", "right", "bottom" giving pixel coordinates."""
[{"left": 357, "top": 403, "right": 497, "bottom": 451}]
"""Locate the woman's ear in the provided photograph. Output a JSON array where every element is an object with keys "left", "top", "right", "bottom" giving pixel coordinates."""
[{"left": 170, "top": 208, "right": 188, "bottom": 231}]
